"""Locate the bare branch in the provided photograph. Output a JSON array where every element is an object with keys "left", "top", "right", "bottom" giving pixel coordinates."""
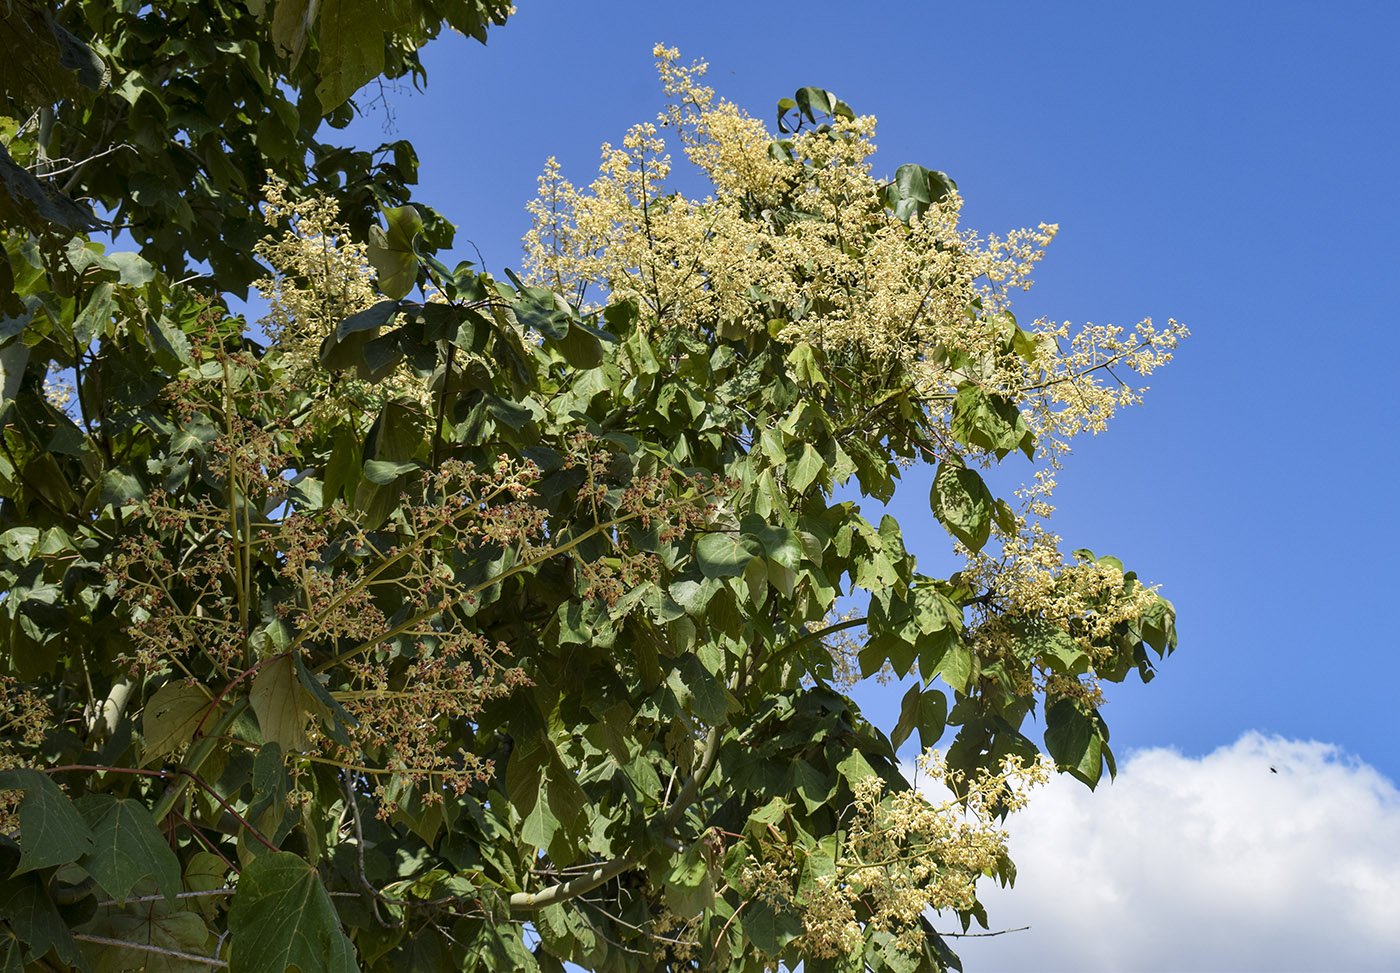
[{"left": 71, "top": 934, "right": 228, "bottom": 968}]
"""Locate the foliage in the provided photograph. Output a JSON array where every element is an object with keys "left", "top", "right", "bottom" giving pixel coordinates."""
[
  {"left": 1, "top": 0, "right": 511, "bottom": 294},
  {"left": 0, "top": 17, "right": 1181, "bottom": 973}
]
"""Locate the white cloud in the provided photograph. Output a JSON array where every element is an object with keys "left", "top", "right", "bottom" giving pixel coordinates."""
[{"left": 931, "top": 733, "right": 1400, "bottom": 972}]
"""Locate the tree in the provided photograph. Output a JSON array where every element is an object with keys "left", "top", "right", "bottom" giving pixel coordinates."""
[{"left": 0, "top": 13, "right": 1183, "bottom": 973}]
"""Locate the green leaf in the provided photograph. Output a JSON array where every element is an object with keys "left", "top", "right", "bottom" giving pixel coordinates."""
[
  {"left": 362, "top": 459, "right": 417, "bottom": 484},
  {"left": 892, "top": 684, "right": 948, "bottom": 753},
  {"left": 512, "top": 297, "right": 571, "bottom": 341},
  {"left": 1007, "top": 618, "right": 1090, "bottom": 675},
  {"left": 1044, "top": 699, "right": 1107, "bottom": 788},
  {"left": 788, "top": 442, "right": 826, "bottom": 494},
  {"left": 75, "top": 796, "right": 182, "bottom": 904},
  {"left": 950, "top": 383, "right": 1031, "bottom": 459},
  {"left": 270, "top": 0, "right": 315, "bottom": 63},
  {"left": 663, "top": 841, "right": 714, "bottom": 919},
  {"left": 993, "top": 497, "right": 1017, "bottom": 536},
  {"left": 550, "top": 324, "right": 603, "bottom": 368},
  {"left": 0, "top": 770, "right": 93, "bottom": 873},
  {"left": 99, "top": 468, "right": 145, "bottom": 509},
  {"left": 314, "top": 0, "right": 389, "bottom": 112},
  {"left": 0, "top": 144, "right": 101, "bottom": 232},
  {"left": 368, "top": 205, "right": 423, "bottom": 300},
  {"left": 82, "top": 909, "right": 216, "bottom": 972},
  {"left": 335, "top": 298, "right": 400, "bottom": 341},
  {"left": 0, "top": 527, "right": 39, "bottom": 561},
  {"left": 0, "top": 936, "right": 21, "bottom": 973},
  {"left": 791, "top": 760, "right": 833, "bottom": 813},
  {"left": 1141, "top": 595, "right": 1178, "bottom": 655},
  {"left": 740, "top": 516, "right": 804, "bottom": 571},
  {"left": 0, "top": 848, "right": 82, "bottom": 967},
  {"left": 694, "top": 532, "right": 762, "bottom": 579},
  {"left": 669, "top": 655, "right": 727, "bottom": 724},
  {"left": 142, "top": 681, "right": 216, "bottom": 765},
  {"left": 745, "top": 896, "right": 803, "bottom": 957},
  {"left": 882, "top": 163, "right": 957, "bottom": 222},
  {"left": 292, "top": 651, "right": 357, "bottom": 748},
  {"left": 930, "top": 461, "right": 994, "bottom": 553},
  {"left": 250, "top": 654, "right": 313, "bottom": 752},
  {"left": 227, "top": 852, "right": 357, "bottom": 973}
]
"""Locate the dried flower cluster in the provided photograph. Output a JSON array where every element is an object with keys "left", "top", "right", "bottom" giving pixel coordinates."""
[{"left": 0, "top": 675, "right": 52, "bottom": 831}]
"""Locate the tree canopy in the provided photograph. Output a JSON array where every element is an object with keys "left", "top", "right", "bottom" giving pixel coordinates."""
[{"left": 0, "top": 9, "right": 1182, "bottom": 972}]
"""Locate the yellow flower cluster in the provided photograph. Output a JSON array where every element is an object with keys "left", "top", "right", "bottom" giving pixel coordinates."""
[
  {"left": 523, "top": 45, "right": 1186, "bottom": 493},
  {"left": 254, "top": 174, "right": 378, "bottom": 353},
  {"left": 253, "top": 175, "right": 429, "bottom": 412},
  {"left": 737, "top": 752, "right": 1047, "bottom": 960},
  {"left": 526, "top": 47, "right": 1055, "bottom": 370}
]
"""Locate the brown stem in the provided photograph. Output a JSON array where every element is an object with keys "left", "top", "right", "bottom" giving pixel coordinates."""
[{"left": 178, "top": 769, "right": 278, "bottom": 852}]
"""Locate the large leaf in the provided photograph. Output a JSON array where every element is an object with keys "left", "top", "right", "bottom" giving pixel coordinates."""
[
  {"left": 882, "top": 163, "right": 957, "bottom": 223},
  {"left": 663, "top": 841, "right": 714, "bottom": 920},
  {"left": 950, "top": 383, "right": 1032, "bottom": 460},
  {"left": 142, "top": 681, "right": 216, "bottom": 765},
  {"left": 368, "top": 206, "right": 423, "bottom": 300},
  {"left": 335, "top": 299, "right": 400, "bottom": 342},
  {"left": 314, "top": 0, "right": 391, "bottom": 112},
  {"left": 0, "top": 844, "right": 82, "bottom": 967},
  {"left": 75, "top": 795, "right": 182, "bottom": 904},
  {"left": 740, "top": 516, "right": 804, "bottom": 571},
  {"left": 362, "top": 459, "right": 418, "bottom": 484},
  {"left": 694, "top": 532, "right": 763, "bottom": 579},
  {"left": 250, "top": 654, "right": 313, "bottom": 752},
  {"left": 0, "top": 144, "right": 101, "bottom": 233},
  {"left": 890, "top": 684, "right": 948, "bottom": 752},
  {"left": 82, "top": 910, "right": 216, "bottom": 972},
  {"left": 0, "top": 769, "right": 93, "bottom": 873},
  {"left": 227, "top": 852, "right": 357, "bottom": 973},
  {"left": 929, "top": 461, "right": 994, "bottom": 553},
  {"left": 1044, "top": 698, "right": 1110, "bottom": 788},
  {"left": 292, "top": 650, "right": 357, "bottom": 747}
]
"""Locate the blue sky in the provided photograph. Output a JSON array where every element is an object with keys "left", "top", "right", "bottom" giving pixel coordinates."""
[{"left": 328, "top": 3, "right": 1400, "bottom": 965}]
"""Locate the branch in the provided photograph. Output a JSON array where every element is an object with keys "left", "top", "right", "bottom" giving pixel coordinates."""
[
  {"left": 70, "top": 934, "right": 228, "bottom": 968},
  {"left": 508, "top": 855, "right": 638, "bottom": 913},
  {"left": 764, "top": 615, "right": 867, "bottom": 674},
  {"left": 95, "top": 888, "right": 234, "bottom": 908},
  {"left": 936, "top": 924, "right": 1030, "bottom": 939}
]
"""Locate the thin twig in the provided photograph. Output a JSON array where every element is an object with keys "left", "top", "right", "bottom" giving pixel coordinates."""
[
  {"left": 71, "top": 934, "right": 228, "bottom": 968},
  {"left": 937, "top": 924, "right": 1030, "bottom": 938},
  {"left": 96, "top": 888, "right": 235, "bottom": 908}
]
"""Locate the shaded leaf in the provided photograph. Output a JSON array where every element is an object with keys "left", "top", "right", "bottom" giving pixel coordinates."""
[
  {"left": 335, "top": 299, "right": 400, "bottom": 341},
  {"left": 84, "top": 909, "right": 215, "bottom": 972},
  {"left": 227, "top": 852, "right": 356, "bottom": 973},
  {"left": 75, "top": 796, "right": 182, "bottom": 904},
  {"left": 0, "top": 769, "right": 93, "bottom": 873},
  {"left": 930, "top": 462, "right": 994, "bottom": 553},
  {"left": 1044, "top": 698, "right": 1107, "bottom": 788},
  {"left": 695, "top": 532, "right": 762, "bottom": 580},
  {"left": 142, "top": 681, "right": 216, "bottom": 766},
  {"left": 249, "top": 654, "right": 313, "bottom": 752},
  {"left": 0, "top": 844, "right": 82, "bottom": 967}
]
